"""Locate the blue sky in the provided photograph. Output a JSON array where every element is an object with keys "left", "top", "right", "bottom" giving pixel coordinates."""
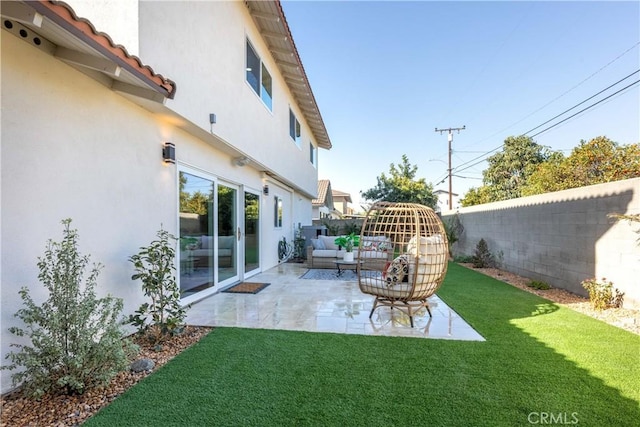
[{"left": 281, "top": 1, "right": 640, "bottom": 209}]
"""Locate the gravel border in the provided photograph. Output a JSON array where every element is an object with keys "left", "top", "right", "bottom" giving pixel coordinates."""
[{"left": 459, "top": 263, "right": 639, "bottom": 335}]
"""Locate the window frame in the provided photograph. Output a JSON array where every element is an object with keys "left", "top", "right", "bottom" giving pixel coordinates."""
[
  {"left": 309, "top": 142, "right": 317, "bottom": 167},
  {"left": 245, "top": 39, "right": 273, "bottom": 111},
  {"left": 274, "top": 196, "right": 283, "bottom": 228},
  {"left": 289, "top": 108, "right": 301, "bottom": 148}
]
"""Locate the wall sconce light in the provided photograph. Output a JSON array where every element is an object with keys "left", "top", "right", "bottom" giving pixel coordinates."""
[
  {"left": 263, "top": 185, "right": 269, "bottom": 195},
  {"left": 209, "top": 113, "right": 217, "bottom": 124},
  {"left": 234, "top": 156, "right": 250, "bottom": 167},
  {"left": 162, "top": 142, "right": 175, "bottom": 164}
]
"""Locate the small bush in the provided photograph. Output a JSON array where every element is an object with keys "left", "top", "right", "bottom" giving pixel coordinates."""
[
  {"left": 472, "top": 238, "right": 496, "bottom": 268},
  {"left": 443, "top": 214, "right": 464, "bottom": 257},
  {"left": 581, "top": 278, "right": 624, "bottom": 310},
  {"left": 341, "top": 222, "right": 360, "bottom": 235},
  {"left": 454, "top": 254, "right": 474, "bottom": 263},
  {"left": 322, "top": 221, "right": 341, "bottom": 236},
  {"left": 528, "top": 280, "right": 551, "bottom": 290},
  {"left": 129, "top": 229, "right": 188, "bottom": 346},
  {"left": 2, "top": 219, "right": 136, "bottom": 398}
]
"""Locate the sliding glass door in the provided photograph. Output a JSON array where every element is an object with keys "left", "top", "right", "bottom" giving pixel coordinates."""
[
  {"left": 244, "top": 191, "right": 260, "bottom": 275},
  {"left": 179, "top": 171, "right": 215, "bottom": 297},
  {"left": 217, "top": 182, "right": 239, "bottom": 285},
  {"left": 178, "top": 170, "right": 260, "bottom": 297}
]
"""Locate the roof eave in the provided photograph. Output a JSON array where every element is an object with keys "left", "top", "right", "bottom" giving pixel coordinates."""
[
  {"left": 247, "top": 1, "right": 331, "bottom": 150},
  {"left": 1, "top": 0, "right": 176, "bottom": 102}
]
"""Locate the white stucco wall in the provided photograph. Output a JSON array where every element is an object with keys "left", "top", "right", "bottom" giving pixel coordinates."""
[
  {"left": 1, "top": 33, "right": 172, "bottom": 392},
  {"left": 1, "top": 1, "right": 324, "bottom": 393},
  {"left": 61, "top": 0, "right": 140, "bottom": 55},
  {"left": 138, "top": 1, "right": 319, "bottom": 196}
]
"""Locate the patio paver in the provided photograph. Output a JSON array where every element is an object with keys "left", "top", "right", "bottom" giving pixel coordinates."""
[{"left": 186, "top": 263, "right": 484, "bottom": 341}]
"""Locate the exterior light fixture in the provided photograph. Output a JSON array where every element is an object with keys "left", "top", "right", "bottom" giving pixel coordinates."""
[
  {"left": 162, "top": 142, "right": 175, "bottom": 164},
  {"left": 263, "top": 185, "right": 269, "bottom": 195}
]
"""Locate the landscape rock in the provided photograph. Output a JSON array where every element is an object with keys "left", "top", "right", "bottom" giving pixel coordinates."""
[{"left": 130, "top": 358, "right": 155, "bottom": 373}]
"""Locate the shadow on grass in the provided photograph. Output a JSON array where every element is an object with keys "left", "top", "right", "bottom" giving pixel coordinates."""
[
  {"left": 437, "top": 263, "right": 640, "bottom": 426},
  {"left": 85, "top": 263, "right": 639, "bottom": 427}
]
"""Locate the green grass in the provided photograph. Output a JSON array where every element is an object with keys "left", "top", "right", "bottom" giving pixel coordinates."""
[{"left": 86, "top": 263, "right": 640, "bottom": 426}]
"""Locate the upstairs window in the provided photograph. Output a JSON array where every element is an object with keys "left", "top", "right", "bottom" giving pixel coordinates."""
[
  {"left": 310, "top": 142, "right": 317, "bottom": 167},
  {"left": 289, "top": 109, "right": 301, "bottom": 147},
  {"left": 246, "top": 40, "right": 272, "bottom": 110}
]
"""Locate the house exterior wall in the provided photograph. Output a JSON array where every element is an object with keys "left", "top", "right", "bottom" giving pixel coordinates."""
[
  {"left": 138, "top": 1, "right": 319, "bottom": 196},
  {"left": 1, "top": 0, "right": 325, "bottom": 393},
  {"left": 63, "top": 0, "right": 140, "bottom": 55},
  {"left": 1, "top": 33, "right": 176, "bottom": 392},
  {"left": 435, "top": 191, "right": 460, "bottom": 212},
  {"left": 442, "top": 178, "right": 640, "bottom": 308}
]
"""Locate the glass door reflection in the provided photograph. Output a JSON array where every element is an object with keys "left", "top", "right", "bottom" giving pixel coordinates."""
[
  {"left": 179, "top": 172, "right": 215, "bottom": 297},
  {"left": 244, "top": 191, "right": 260, "bottom": 274},
  {"left": 217, "top": 183, "right": 238, "bottom": 284}
]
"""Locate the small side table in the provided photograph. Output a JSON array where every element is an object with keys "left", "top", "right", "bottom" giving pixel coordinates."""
[{"left": 333, "top": 259, "right": 363, "bottom": 277}]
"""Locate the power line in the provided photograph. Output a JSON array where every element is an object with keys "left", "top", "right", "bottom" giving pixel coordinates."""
[
  {"left": 529, "top": 79, "right": 640, "bottom": 138},
  {"left": 448, "top": 70, "right": 640, "bottom": 175},
  {"left": 454, "top": 41, "right": 640, "bottom": 153},
  {"left": 450, "top": 79, "right": 640, "bottom": 175},
  {"left": 523, "top": 69, "right": 639, "bottom": 136}
]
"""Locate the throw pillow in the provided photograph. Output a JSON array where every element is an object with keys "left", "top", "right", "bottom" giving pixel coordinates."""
[
  {"left": 385, "top": 255, "right": 409, "bottom": 287},
  {"left": 311, "top": 238, "right": 326, "bottom": 250},
  {"left": 361, "top": 241, "right": 379, "bottom": 251}
]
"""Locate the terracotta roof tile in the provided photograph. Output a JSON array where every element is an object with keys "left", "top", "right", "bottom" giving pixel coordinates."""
[{"left": 313, "top": 179, "right": 330, "bottom": 206}]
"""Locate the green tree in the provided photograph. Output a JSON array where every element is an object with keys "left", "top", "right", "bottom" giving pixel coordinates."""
[
  {"left": 460, "top": 185, "right": 492, "bottom": 207},
  {"left": 482, "top": 135, "right": 550, "bottom": 201},
  {"left": 520, "top": 151, "right": 567, "bottom": 195},
  {"left": 523, "top": 136, "right": 640, "bottom": 195},
  {"left": 361, "top": 154, "right": 437, "bottom": 209}
]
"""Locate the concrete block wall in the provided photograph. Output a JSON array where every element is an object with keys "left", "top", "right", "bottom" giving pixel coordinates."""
[{"left": 442, "top": 178, "right": 640, "bottom": 308}]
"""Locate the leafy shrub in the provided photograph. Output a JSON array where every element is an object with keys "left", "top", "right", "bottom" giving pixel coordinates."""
[
  {"left": 443, "top": 214, "right": 464, "bottom": 257},
  {"left": 581, "top": 278, "right": 624, "bottom": 310},
  {"left": 454, "top": 254, "right": 474, "bottom": 263},
  {"left": 129, "top": 229, "right": 187, "bottom": 346},
  {"left": 3, "top": 219, "right": 136, "bottom": 398},
  {"left": 341, "top": 222, "right": 360, "bottom": 235},
  {"left": 528, "top": 280, "right": 551, "bottom": 290},
  {"left": 472, "top": 238, "right": 496, "bottom": 268},
  {"left": 322, "top": 221, "right": 341, "bottom": 236}
]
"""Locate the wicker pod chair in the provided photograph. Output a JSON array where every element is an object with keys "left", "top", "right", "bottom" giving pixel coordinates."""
[{"left": 357, "top": 202, "right": 449, "bottom": 327}]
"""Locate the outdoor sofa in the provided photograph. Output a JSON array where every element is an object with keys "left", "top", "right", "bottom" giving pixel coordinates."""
[{"left": 306, "top": 234, "right": 392, "bottom": 270}]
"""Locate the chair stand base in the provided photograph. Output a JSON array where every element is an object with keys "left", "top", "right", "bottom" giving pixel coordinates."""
[{"left": 369, "top": 297, "right": 433, "bottom": 328}]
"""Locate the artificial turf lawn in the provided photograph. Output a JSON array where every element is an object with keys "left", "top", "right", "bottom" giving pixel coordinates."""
[{"left": 85, "top": 263, "right": 640, "bottom": 426}]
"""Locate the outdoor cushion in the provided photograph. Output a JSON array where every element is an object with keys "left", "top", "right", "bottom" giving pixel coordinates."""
[
  {"left": 360, "top": 277, "right": 413, "bottom": 298},
  {"left": 312, "top": 249, "right": 339, "bottom": 258},
  {"left": 318, "top": 235, "right": 339, "bottom": 251},
  {"left": 200, "top": 235, "right": 213, "bottom": 249},
  {"left": 385, "top": 255, "right": 409, "bottom": 286},
  {"left": 311, "top": 238, "right": 326, "bottom": 250},
  {"left": 407, "top": 234, "right": 444, "bottom": 256},
  {"left": 219, "top": 235, "right": 235, "bottom": 249},
  {"left": 355, "top": 250, "right": 388, "bottom": 260}
]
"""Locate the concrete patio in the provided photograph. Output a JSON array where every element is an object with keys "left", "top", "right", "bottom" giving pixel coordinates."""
[{"left": 186, "top": 263, "right": 484, "bottom": 341}]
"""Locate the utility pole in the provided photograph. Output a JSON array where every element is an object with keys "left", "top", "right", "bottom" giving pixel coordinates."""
[{"left": 435, "top": 126, "right": 466, "bottom": 210}]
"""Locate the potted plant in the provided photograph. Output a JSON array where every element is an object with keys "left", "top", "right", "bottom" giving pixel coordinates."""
[{"left": 334, "top": 232, "right": 360, "bottom": 262}]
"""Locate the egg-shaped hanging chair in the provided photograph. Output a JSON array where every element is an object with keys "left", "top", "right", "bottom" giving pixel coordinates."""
[{"left": 357, "top": 202, "right": 449, "bottom": 327}]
